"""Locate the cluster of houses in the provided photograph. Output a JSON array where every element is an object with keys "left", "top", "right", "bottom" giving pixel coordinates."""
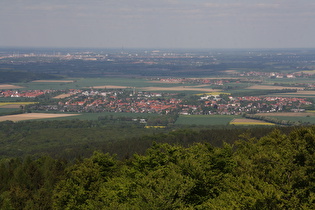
[
  {"left": 237, "top": 71, "right": 312, "bottom": 78},
  {"left": 39, "top": 90, "right": 181, "bottom": 114},
  {"left": 198, "top": 96, "right": 312, "bottom": 115},
  {"left": 24, "top": 89, "right": 313, "bottom": 115}
]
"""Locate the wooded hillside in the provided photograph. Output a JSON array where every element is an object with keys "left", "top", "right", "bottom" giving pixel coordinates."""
[{"left": 0, "top": 126, "right": 315, "bottom": 209}]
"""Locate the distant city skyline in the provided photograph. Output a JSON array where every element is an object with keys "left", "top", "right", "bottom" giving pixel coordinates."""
[{"left": 1, "top": 0, "right": 315, "bottom": 49}]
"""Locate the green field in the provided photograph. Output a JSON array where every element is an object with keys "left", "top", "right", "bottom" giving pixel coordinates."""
[
  {"left": 0, "top": 108, "right": 19, "bottom": 114},
  {"left": 13, "top": 77, "right": 216, "bottom": 91},
  {"left": 265, "top": 77, "right": 315, "bottom": 84},
  {"left": 175, "top": 115, "right": 241, "bottom": 125},
  {"left": 13, "top": 78, "right": 148, "bottom": 90}
]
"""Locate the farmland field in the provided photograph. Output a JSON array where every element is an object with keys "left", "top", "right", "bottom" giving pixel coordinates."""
[
  {"left": 255, "top": 112, "right": 315, "bottom": 117},
  {"left": 0, "top": 108, "right": 19, "bottom": 113},
  {"left": 16, "top": 78, "right": 152, "bottom": 90},
  {"left": 32, "top": 80, "right": 74, "bottom": 83},
  {"left": 142, "top": 86, "right": 221, "bottom": 92},
  {"left": 90, "top": 85, "right": 129, "bottom": 89},
  {"left": 246, "top": 85, "right": 304, "bottom": 90},
  {"left": 230, "top": 118, "right": 275, "bottom": 126},
  {"left": 254, "top": 116, "right": 315, "bottom": 125},
  {"left": 53, "top": 93, "right": 73, "bottom": 99},
  {"left": 0, "top": 84, "right": 24, "bottom": 89},
  {"left": 175, "top": 115, "right": 241, "bottom": 125},
  {"left": 254, "top": 112, "right": 315, "bottom": 125},
  {"left": 0, "top": 113, "right": 80, "bottom": 122},
  {"left": 275, "top": 91, "right": 315, "bottom": 95},
  {"left": 0, "top": 102, "right": 38, "bottom": 107},
  {"left": 29, "top": 111, "right": 159, "bottom": 121},
  {"left": 265, "top": 77, "right": 315, "bottom": 84},
  {"left": 14, "top": 77, "right": 224, "bottom": 92}
]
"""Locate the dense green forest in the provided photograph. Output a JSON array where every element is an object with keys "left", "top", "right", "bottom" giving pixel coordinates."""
[
  {"left": 1, "top": 124, "right": 315, "bottom": 209},
  {"left": 0, "top": 119, "right": 295, "bottom": 159}
]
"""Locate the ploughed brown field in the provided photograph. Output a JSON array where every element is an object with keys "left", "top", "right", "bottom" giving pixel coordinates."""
[
  {"left": 0, "top": 113, "right": 80, "bottom": 122},
  {"left": 32, "top": 80, "right": 74, "bottom": 83},
  {"left": 255, "top": 112, "right": 315, "bottom": 117},
  {"left": 246, "top": 85, "right": 304, "bottom": 90},
  {"left": 0, "top": 84, "right": 24, "bottom": 89}
]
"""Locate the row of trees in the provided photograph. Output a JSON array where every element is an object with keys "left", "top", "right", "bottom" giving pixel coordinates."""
[
  {"left": 1, "top": 126, "right": 315, "bottom": 209},
  {"left": 244, "top": 114, "right": 311, "bottom": 126}
]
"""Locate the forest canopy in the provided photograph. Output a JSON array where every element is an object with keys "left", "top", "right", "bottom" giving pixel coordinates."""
[{"left": 0, "top": 126, "right": 315, "bottom": 209}]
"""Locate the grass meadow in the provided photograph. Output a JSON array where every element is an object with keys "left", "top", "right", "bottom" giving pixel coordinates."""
[
  {"left": 14, "top": 77, "right": 221, "bottom": 93},
  {"left": 0, "top": 108, "right": 19, "bottom": 113}
]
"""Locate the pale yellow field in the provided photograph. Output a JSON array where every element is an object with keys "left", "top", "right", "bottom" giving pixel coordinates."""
[
  {"left": 53, "top": 93, "right": 73, "bottom": 99},
  {"left": 32, "top": 80, "right": 74, "bottom": 83},
  {"left": 0, "top": 102, "right": 37, "bottom": 107},
  {"left": 255, "top": 112, "right": 315, "bottom": 117},
  {"left": 0, "top": 84, "right": 24, "bottom": 89},
  {"left": 142, "top": 86, "right": 222, "bottom": 92},
  {"left": 0, "top": 113, "right": 80, "bottom": 122},
  {"left": 0, "top": 104, "right": 21, "bottom": 108},
  {"left": 195, "top": 92, "right": 230, "bottom": 96},
  {"left": 224, "top": 70, "right": 238, "bottom": 74},
  {"left": 230, "top": 118, "right": 275, "bottom": 125},
  {"left": 246, "top": 85, "right": 304, "bottom": 90}
]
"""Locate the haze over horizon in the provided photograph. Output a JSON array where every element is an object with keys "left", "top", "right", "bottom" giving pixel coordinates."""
[{"left": 1, "top": 0, "right": 315, "bottom": 49}]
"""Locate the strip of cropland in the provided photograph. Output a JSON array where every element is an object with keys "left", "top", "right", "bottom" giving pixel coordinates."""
[{"left": 0, "top": 113, "right": 80, "bottom": 122}]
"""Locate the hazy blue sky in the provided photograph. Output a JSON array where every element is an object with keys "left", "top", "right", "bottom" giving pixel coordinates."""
[{"left": 1, "top": 0, "right": 314, "bottom": 49}]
